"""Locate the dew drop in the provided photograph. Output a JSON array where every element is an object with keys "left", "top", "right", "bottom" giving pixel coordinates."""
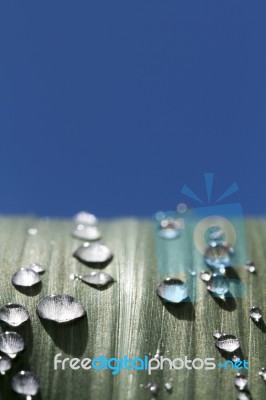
[
  {"left": 147, "top": 382, "right": 160, "bottom": 396},
  {"left": 200, "top": 270, "right": 212, "bottom": 282},
  {"left": 12, "top": 268, "right": 41, "bottom": 288},
  {"left": 0, "top": 355, "right": 12, "bottom": 375},
  {"left": 234, "top": 373, "right": 248, "bottom": 391},
  {"left": 0, "top": 331, "right": 25, "bottom": 358},
  {"left": 244, "top": 261, "right": 256, "bottom": 274},
  {"left": 156, "top": 278, "right": 189, "bottom": 303},
  {"left": 215, "top": 334, "right": 240, "bottom": 353},
  {"left": 158, "top": 218, "right": 181, "bottom": 239},
  {"left": 207, "top": 276, "right": 229, "bottom": 299},
  {"left": 259, "top": 367, "right": 266, "bottom": 381},
  {"left": 249, "top": 306, "right": 262, "bottom": 322},
  {"left": 74, "top": 211, "right": 97, "bottom": 225},
  {"left": 27, "top": 228, "right": 38, "bottom": 236},
  {"left": 29, "top": 263, "right": 45, "bottom": 274},
  {"left": 72, "top": 224, "right": 101, "bottom": 241},
  {"left": 73, "top": 271, "right": 114, "bottom": 288},
  {"left": 164, "top": 382, "right": 172, "bottom": 392},
  {"left": 0, "top": 304, "right": 29, "bottom": 327},
  {"left": 11, "top": 371, "right": 39, "bottom": 398},
  {"left": 204, "top": 244, "right": 231, "bottom": 269},
  {"left": 73, "top": 242, "right": 113, "bottom": 265},
  {"left": 37, "top": 295, "right": 86, "bottom": 323},
  {"left": 212, "top": 330, "right": 223, "bottom": 339},
  {"left": 188, "top": 269, "right": 196, "bottom": 277}
]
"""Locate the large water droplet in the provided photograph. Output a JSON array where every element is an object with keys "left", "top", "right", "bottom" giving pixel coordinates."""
[
  {"left": 73, "top": 242, "right": 113, "bottom": 265},
  {"left": 74, "top": 211, "right": 97, "bottom": 225},
  {"left": 0, "top": 331, "right": 25, "bottom": 358},
  {"left": 12, "top": 269, "right": 41, "bottom": 288},
  {"left": 11, "top": 371, "right": 39, "bottom": 399},
  {"left": 207, "top": 276, "right": 229, "bottom": 299},
  {"left": 72, "top": 271, "right": 114, "bottom": 288},
  {"left": 212, "top": 330, "right": 223, "bottom": 339},
  {"left": 158, "top": 218, "right": 180, "bottom": 239},
  {"left": 0, "top": 355, "right": 12, "bottom": 375},
  {"left": 156, "top": 278, "right": 189, "bottom": 303},
  {"left": 0, "top": 304, "right": 29, "bottom": 327},
  {"left": 204, "top": 244, "right": 231, "bottom": 268},
  {"left": 147, "top": 382, "right": 160, "bottom": 396},
  {"left": 215, "top": 334, "right": 240, "bottom": 353},
  {"left": 37, "top": 295, "right": 86, "bottom": 323},
  {"left": 29, "top": 263, "right": 45, "bottom": 274},
  {"left": 72, "top": 224, "right": 101, "bottom": 241},
  {"left": 200, "top": 270, "right": 212, "bottom": 282},
  {"left": 259, "top": 367, "right": 266, "bottom": 381},
  {"left": 234, "top": 373, "right": 248, "bottom": 391},
  {"left": 249, "top": 306, "right": 262, "bottom": 322}
]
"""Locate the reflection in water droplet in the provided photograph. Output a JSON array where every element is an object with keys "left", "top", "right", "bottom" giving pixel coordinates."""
[
  {"left": 259, "top": 367, "right": 266, "bottom": 381},
  {"left": 164, "top": 382, "right": 172, "bottom": 392},
  {"left": 0, "top": 304, "right": 29, "bottom": 326},
  {"left": 215, "top": 334, "right": 240, "bottom": 353},
  {"left": 158, "top": 219, "right": 181, "bottom": 239},
  {"left": 249, "top": 306, "right": 262, "bottom": 322},
  {"left": 73, "top": 242, "right": 113, "bottom": 264},
  {"left": 11, "top": 370, "right": 40, "bottom": 398},
  {"left": 147, "top": 382, "right": 160, "bottom": 396},
  {"left": 29, "top": 263, "right": 45, "bottom": 274},
  {"left": 212, "top": 330, "right": 223, "bottom": 339},
  {"left": 0, "top": 356, "right": 12, "bottom": 375},
  {"left": 72, "top": 271, "right": 114, "bottom": 288},
  {"left": 72, "top": 224, "right": 101, "bottom": 241},
  {"left": 200, "top": 270, "right": 212, "bottom": 282},
  {"left": 156, "top": 278, "right": 189, "bottom": 303},
  {"left": 0, "top": 331, "right": 25, "bottom": 358},
  {"left": 207, "top": 276, "right": 229, "bottom": 299},
  {"left": 204, "top": 244, "right": 231, "bottom": 269},
  {"left": 74, "top": 211, "right": 97, "bottom": 225},
  {"left": 12, "top": 269, "right": 41, "bottom": 288},
  {"left": 27, "top": 228, "right": 38, "bottom": 236},
  {"left": 234, "top": 373, "right": 248, "bottom": 391},
  {"left": 37, "top": 295, "right": 86, "bottom": 323}
]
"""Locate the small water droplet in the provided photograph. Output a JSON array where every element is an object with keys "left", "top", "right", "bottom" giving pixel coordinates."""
[
  {"left": 0, "top": 331, "right": 25, "bottom": 358},
  {"left": 74, "top": 271, "right": 114, "bottom": 288},
  {"left": 147, "top": 382, "right": 160, "bottom": 396},
  {"left": 158, "top": 219, "right": 181, "bottom": 239},
  {"left": 0, "top": 304, "right": 30, "bottom": 326},
  {"left": 156, "top": 278, "right": 189, "bottom": 303},
  {"left": 29, "top": 263, "right": 45, "bottom": 274},
  {"left": 245, "top": 261, "right": 256, "bottom": 274},
  {"left": 0, "top": 355, "right": 12, "bottom": 375},
  {"left": 207, "top": 276, "right": 229, "bottom": 299},
  {"left": 249, "top": 306, "right": 262, "bottom": 322},
  {"left": 164, "top": 382, "right": 172, "bottom": 392},
  {"left": 73, "top": 242, "right": 113, "bottom": 265},
  {"left": 204, "top": 244, "right": 231, "bottom": 269},
  {"left": 74, "top": 211, "right": 97, "bottom": 225},
  {"left": 12, "top": 269, "right": 41, "bottom": 288},
  {"left": 37, "top": 295, "right": 86, "bottom": 323},
  {"left": 212, "top": 330, "right": 223, "bottom": 339},
  {"left": 155, "top": 211, "right": 165, "bottom": 221},
  {"left": 259, "top": 367, "right": 266, "bottom": 381},
  {"left": 215, "top": 334, "right": 240, "bottom": 353},
  {"left": 232, "top": 355, "right": 241, "bottom": 362},
  {"left": 200, "top": 270, "right": 212, "bottom": 282},
  {"left": 188, "top": 269, "right": 196, "bottom": 277},
  {"left": 72, "top": 224, "right": 101, "bottom": 241},
  {"left": 234, "top": 373, "right": 248, "bottom": 391},
  {"left": 27, "top": 228, "right": 38, "bottom": 236},
  {"left": 11, "top": 371, "right": 40, "bottom": 398},
  {"left": 176, "top": 203, "right": 187, "bottom": 213}
]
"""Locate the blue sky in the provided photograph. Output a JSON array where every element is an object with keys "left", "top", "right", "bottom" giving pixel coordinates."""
[{"left": 0, "top": 1, "right": 265, "bottom": 217}]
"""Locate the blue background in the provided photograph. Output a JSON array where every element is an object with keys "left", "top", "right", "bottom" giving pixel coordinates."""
[{"left": 0, "top": 1, "right": 265, "bottom": 218}]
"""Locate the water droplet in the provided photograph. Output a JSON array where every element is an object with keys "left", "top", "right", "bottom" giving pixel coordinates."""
[
  {"left": 156, "top": 278, "right": 189, "bottom": 303},
  {"left": 208, "top": 227, "right": 225, "bottom": 242},
  {"left": 188, "top": 269, "right": 196, "bottom": 277},
  {"left": 212, "top": 330, "right": 223, "bottom": 339},
  {"left": 155, "top": 211, "right": 165, "bottom": 221},
  {"left": 245, "top": 261, "right": 256, "bottom": 274},
  {"left": 0, "top": 331, "right": 25, "bottom": 358},
  {"left": 200, "top": 270, "right": 212, "bottom": 282},
  {"left": 11, "top": 371, "right": 39, "bottom": 399},
  {"left": 73, "top": 271, "right": 114, "bottom": 288},
  {"left": 259, "top": 367, "right": 266, "bottom": 381},
  {"left": 164, "top": 382, "right": 172, "bottom": 392},
  {"left": 232, "top": 355, "right": 241, "bottom": 362},
  {"left": 207, "top": 275, "right": 229, "bottom": 299},
  {"left": 204, "top": 244, "right": 231, "bottom": 269},
  {"left": 27, "top": 228, "right": 38, "bottom": 236},
  {"left": 74, "top": 211, "right": 97, "bottom": 225},
  {"left": 215, "top": 334, "right": 240, "bottom": 353},
  {"left": 37, "top": 295, "right": 86, "bottom": 323},
  {"left": 158, "top": 219, "right": 181, "bottom": 239},
  {"left": 0, "top": 356, "right": 12, "bottom": 375},
  {"left": 12, "top": 268, "right": 41, "bottom": 288},
  {"left": 176, "top": 203, "right": 187, "bottom": 213},
  {"left": 73, "top": 242, "right": 113, "bottom": 265},
  {"left": 249, "top": 306, "right": 262, "bottom": 322},
  {"left": 234, "top": 373, "right": 248, "bottom": 391},
  {"left": 29, "top": 263, "right": 45, "bottom": 274},
  {"left": 0, "top": 304, "right": 30, "bottom": 326},
  {"left": 72, "top": 224, "right": 101, "bottom": 241},
  {"left": 147, "top": 382, "right": 160, "bottom": 396}
]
